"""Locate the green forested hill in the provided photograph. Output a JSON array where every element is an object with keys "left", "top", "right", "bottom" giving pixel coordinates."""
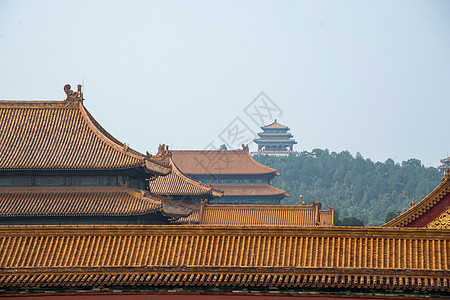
[{"left": 254, "top": 149, "right": 441, "bottom": 226}]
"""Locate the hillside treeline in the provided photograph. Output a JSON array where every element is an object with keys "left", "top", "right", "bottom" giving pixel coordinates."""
[{"left": 254, "top": 149, "right": 441, "bottom": 226}]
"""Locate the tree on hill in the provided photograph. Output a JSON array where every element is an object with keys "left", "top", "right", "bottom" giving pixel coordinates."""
[
  {"left": 385, "top": 211, "right": 399, "bottom": 223},
  {"left": 253, "top": 150, "right": 440, "bottom": 226}
]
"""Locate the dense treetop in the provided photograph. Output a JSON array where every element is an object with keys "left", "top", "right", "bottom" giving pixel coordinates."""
[{"left": 254, "top": 149, "right": 441, "bottom": 226}]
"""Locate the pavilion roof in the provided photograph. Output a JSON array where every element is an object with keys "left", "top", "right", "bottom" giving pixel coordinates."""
[
  {"left": 148, "top": 157, "right": 223, "bottom": 199},
  {"left": 0, "top": 84, "right": 170, "bottom": 175},
  {"left": 0, "top": 186, "right": 191, "bottom": 218},
  {"left": 171, "top": 146, "right": 280, "bottom": 176},
  {"left": 261, "top": 119, "right": 290, "bottom": 130},
  {"left": 172, "top": 203, "right": 333, "bottom": 226},
  {"left": 383, "top": 168, "right": 450, "bottom": 228},
  {"left": 441, "top": 156, "right": 450, "bottom": 163},
  {"left": 0, "top": 225, "right": 448, "bottom": 294}
]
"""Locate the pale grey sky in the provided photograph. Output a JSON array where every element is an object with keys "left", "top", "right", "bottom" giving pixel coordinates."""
[{"left": 1, "top": 0, "right": 449, "bottom": 167}]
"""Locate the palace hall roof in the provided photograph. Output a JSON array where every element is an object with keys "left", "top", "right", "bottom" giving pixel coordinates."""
[
  {"left": 0, "top": 186, "right": 191, "bottom": 218},
  {"left": 172, "top": 203, "right": 333, "bottom": 226},
  {"left": 148, "top": 157, "right": 223, "bottom": 199},
  {"left": 383, "top": 168, "right": 450, "bottom": 228},
  {"left": 0, "top": 84, "right": 170, "bottom": 175},
  {"left": 0, "top": 225, "right": 448, "bottom": 294},
  {"left": 171, "top": 147, "right": 280, "bottom": 176},
  {"left": 212, "top": 183, "right": 289, "bottom": 197}
]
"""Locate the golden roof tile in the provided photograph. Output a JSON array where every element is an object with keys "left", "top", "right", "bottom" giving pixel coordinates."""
[
  {"left": 171, "top": 147, "right": 280, "bottom": 176},
  {"left": 148, "top": 157, "right": 223, "bottom": 198},
  {"left": 173, "top": 204, "right": 333, "bottom": 226},
  {"left": 0, "top": 187, "right": 162, "bottom": 217},
  {"left": 0, "top": 225, "right": 448, "bottom": 292},
  {"left": 0, "top": 84, "right": 170, "bottom": 175}
]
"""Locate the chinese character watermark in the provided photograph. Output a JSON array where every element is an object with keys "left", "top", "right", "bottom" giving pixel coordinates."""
[
  {"left": 218, "top": 117, "right": 255, "bottom": 150},
  {"left": 207, "top": 92, "right": 283, "bottom": 151},
  {"left": 244, "top": 92, "right": 283, "bottom": 127}
]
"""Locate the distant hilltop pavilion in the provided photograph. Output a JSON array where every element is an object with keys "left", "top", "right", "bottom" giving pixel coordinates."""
[
  {"left": 438, "top": 156, "right": 450, "bottom": 177},
  {"left": 252, "top": 119, "right": 298, "bottom": 156}
]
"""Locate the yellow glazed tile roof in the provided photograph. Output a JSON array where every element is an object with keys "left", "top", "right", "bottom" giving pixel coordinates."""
[
  {"left": 171, "top": 147, "right": 280, "bottom": 176},
  {"left": 173, "top": 204, "right": 333, "bottom": 226},
  {"left": 0, "top": 85, "right": 170, "bottom": 174},
  {"left": 0, "top": 187, "right": 163, "bottom": 217},
  {"left": 149, "top": 158, "right": 223, "bottom": 198},
  {"left": 0, "top": 225, "right": 448, "bottom": 292}
]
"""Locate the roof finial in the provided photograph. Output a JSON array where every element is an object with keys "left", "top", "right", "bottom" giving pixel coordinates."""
[
  {"left": 275, "top": 118, "right": 277, "bottom": 122},
  {"left": 446, "top": 168, "right": 450, "bottom": 179},
  {"left": 64, "top": 84, "right": 83, "bottom": 102},
  {"left": 157, "top": 144, "right": 171, "bottom": 157},
  {"left": 295, "top": 195, "right": 305, "bottom": 205}
]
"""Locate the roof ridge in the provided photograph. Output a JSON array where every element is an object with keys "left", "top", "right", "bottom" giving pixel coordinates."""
[
  {"left": 261, "top": 119, "right": 289, "bottom": 129},
  {"left": 171, "top": 149, "right": 280, "bottom": 176},
  {"left": 243, "top": 150, "right": 280, "bottom": 175},
  {"left": 0, "top": 186, "right": 127, "bottom": 193},
  {"left": 0, "top": 100, "right": 68, "bottom": 106},
  {"left": 171, "top": 149, "right": 244, "bottom": 153},
  {"left": 0, "top": 84, "right": 170, "bottom": 175},
  {"left": 205, "top": 204, "right": 315, "bottom": 209},
  {"left": 169, "top": 159, "right": 223, "bottom": 195},
  {"left": 79, "top": 102, "right": 145, "bottom": 161}
]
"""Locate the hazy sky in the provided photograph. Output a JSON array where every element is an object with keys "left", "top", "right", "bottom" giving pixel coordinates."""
[{"left": 1, "top": 0, "right": 449, "bottom": 167}]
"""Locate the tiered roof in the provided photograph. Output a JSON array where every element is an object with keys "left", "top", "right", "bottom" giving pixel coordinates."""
[
  {"left": 262, "top": 119, "right": 290, "bottom": 130},
  {"left": 0, "top": 84, "right": 185, "bottom": 223},
  {"left": 0, "top": 187, "right": 162, "bottom": 217},
  {"left": 171, "top": 148, "right": 280, "bottom": 177},
  {"left": 438, "top": 157, "right": 450, "bottom": 176},
  {"left": 383, "top": 169, "right": 450, "bottom": 228},
  {"left": 0, "top": 225, "right": 448, "bottom": 294},
  {"left": 0, "top": 84, "right": 170, "bottom": 175},
  {"left": 171, "top": 147, "right": 289, "bottom": 203},
  {"left": 254, "top": 119, "right": 297, "bottom": 145},
  {"left": 172, "top": 203, "right": 334, "bottom": 226},
  {"left": 148, "top": 156, "right": 223, "bottom": 200}
]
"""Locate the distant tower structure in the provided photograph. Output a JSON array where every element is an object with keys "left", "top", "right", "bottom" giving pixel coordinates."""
[
  {"left": 252, "top": 119, "right": 298, "bottom": 156},
  {"left": 438, "top": 156, "right": 450, "bottom": 177}
]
